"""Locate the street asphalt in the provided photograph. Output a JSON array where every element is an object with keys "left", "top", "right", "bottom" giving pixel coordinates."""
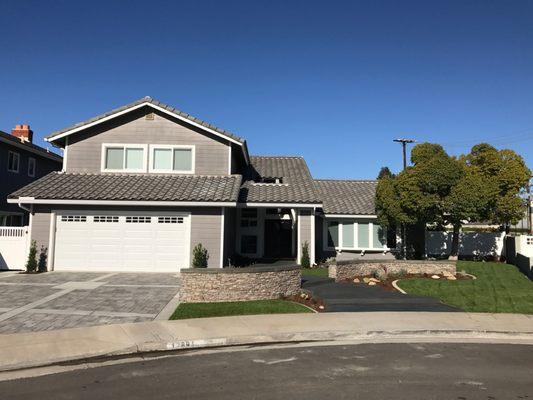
[{"left": 1, "top": 342, "right": 532, "bottom": 399}]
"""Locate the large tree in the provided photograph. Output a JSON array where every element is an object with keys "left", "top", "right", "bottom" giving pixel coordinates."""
[{"left": 376, "top": 142, "right": 530, "bottom": 260}]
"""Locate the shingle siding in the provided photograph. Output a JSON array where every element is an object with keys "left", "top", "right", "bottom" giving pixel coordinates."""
[{"left": 66, "top": 108, "right": 230, "bottom": 175}]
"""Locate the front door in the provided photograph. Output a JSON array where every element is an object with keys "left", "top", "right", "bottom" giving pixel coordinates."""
[{"left": 264, "top": 220, "right": 293, "bottom": 258}]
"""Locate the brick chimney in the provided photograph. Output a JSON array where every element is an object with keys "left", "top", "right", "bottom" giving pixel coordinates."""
[{"left": 11, "top": 124, "right": 33, "bottom": 143}]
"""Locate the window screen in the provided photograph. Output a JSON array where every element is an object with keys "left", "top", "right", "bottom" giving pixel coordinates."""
[
  {"left": 105, "top": 148, "right": 124, "bottom": 170},
  {"left": 358, "top": 223, "right": 369, "bottom": 248},
  {"left": 327, "top": 221, "right": 339, "bottom": 248},
  {"left": 342, "top": 221, "right": 355, "bottom": 248}
]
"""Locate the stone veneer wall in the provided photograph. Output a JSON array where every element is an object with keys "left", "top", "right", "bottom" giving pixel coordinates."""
[
  {"left": 180, "top": 265, "right": 301, "bottom": 303},
  {"left": 329, "top": 260, "right": 456, "bottom": 282}
]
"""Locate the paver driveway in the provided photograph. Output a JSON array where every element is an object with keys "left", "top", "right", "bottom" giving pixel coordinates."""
[{"left": 0, "top": 271, "right": 180, "bottom": 334}]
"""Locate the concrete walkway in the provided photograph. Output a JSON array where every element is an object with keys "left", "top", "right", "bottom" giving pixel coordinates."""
[
  {"left": 1, "top": 312, "right": 533, "bottom": 372},
  {"left": 303, "top": 276, "right": 458, "bottom": 312}
]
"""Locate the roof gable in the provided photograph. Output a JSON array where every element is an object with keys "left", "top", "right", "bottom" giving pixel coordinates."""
[{"left": 46, "top": 97, "right": 249, "bottom": 163}]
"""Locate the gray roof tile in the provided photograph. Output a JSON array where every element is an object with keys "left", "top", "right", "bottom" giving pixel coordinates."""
[
  {"left": 10, "top": 172, "right": 241, "bottom": 202},
  {"left": 239, "top": 156, "right": 322, "bottom": 204},
  {"left": 46, "top": 96, "right": 246, "bottom": 144},
  {"left": 314, "top": 179, "right": 377, "bottom": 215}
]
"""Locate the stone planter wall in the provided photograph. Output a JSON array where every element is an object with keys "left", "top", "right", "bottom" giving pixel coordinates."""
[
  {"left": 180, "top": 265, "right": 301, "bottom": 303},
  {"left": 328, "top": 260, "right": 456, "bottom": 282}
]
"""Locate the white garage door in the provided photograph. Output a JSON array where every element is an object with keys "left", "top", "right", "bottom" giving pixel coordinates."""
[{"left": 54, "top": 212, "right": 190, "bottom": 272}]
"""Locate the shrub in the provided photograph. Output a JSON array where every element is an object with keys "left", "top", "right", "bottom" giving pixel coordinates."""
[
  {"left": 38, "top": 246, "right": 48, "bottom": 273},
  {"left": 26, "top": 240, "right": 38, "bottom": 273},
  {"left": 301, "top": 241, "right": 310, "bottom": 268},
  {"left": 192, "top": 243, "right": 209, "bottom": 268},
  {"left": 373, "top": 269, "right": 387, "bottom": 281}
]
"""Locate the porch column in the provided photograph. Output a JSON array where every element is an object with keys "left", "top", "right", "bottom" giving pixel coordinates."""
[{"left": 297, "top": 208, "right": 315, "bottom": 266}]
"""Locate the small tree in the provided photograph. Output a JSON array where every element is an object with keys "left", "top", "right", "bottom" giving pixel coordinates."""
[
  {"left": 192, "top": 243, "right": 209, "bottom": 268},
  {"left": 26, "top": 240, "right": 38, "bottom": 273},
  {"left": 38, "top": 246, "right": 48, "bottom": 273},
  {"left": 300, "top": 241, "right": 310, "bottom": 268}
]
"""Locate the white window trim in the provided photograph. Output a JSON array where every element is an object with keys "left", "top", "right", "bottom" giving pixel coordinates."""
[
  {"left": 148, "top": 144, "right": 195, "bottom": 174},
  {"left": 323, "top": 218, "right": 388, "bottom": 252},
  {"left": 28, "top": 157, "right": 36, "bottom": 177},
  {"left": 101, "top": 143, "right": 148, "bottom": 173},
  {"left": 7, "top": 151, "right": 20, "bottom": 173}
]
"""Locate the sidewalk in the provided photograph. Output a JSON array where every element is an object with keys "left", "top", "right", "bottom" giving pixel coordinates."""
[{"left": 1, "top": 312, "right": 533, "bottom": 372}]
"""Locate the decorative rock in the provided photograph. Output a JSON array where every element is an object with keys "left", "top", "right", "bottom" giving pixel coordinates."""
[
  {"left": 446, "top": 276, "right": 457, "bottom": 281},
  {"left": 431, "top": 275, "right": 440, "bottom": 279},
  {"left": 368, "top": 281, "right": 377, "bottom": 286},
  {"left": 363, "top": 277, "right": 371, "bottom": 283},
  {"left": 369, "top": 278, "right": 380, "bottom": 283},
  {"left": 353, "top": 278, "right": 360, "bottom": 283},
  {"left": 318, "top": 305, "right": 325, "bottom": 310}
]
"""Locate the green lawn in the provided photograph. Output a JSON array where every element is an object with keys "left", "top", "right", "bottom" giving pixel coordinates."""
[
  {"left": 301, "top": 268, "right": 329, "bottom": 278},
  {"left": 398, "top": 261, "right": 533, "bottom": 314},
  {"left": 170, "top": 299, "right": 313, "bottom": 320}
]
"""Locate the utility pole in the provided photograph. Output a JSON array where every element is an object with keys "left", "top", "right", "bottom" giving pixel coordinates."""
[
  {"left": 528, "top": 175, "right": 533, "bottom": 235},
  {"left": 393, "top": 138, "right": 416, "bottom": 259}
]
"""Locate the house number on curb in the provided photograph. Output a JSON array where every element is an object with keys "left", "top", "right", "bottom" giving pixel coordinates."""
[{"left": 166, "top": 338, "right": 227, "bottom": 350}]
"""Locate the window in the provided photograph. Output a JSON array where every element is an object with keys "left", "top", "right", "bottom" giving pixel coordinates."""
[
  {"left": 241, "top": 235, "right": 257, "bottom": 254},
  {"left": 372, "top": 224, "right": 387, "bottom": 248},
  {"left": 125, "top": 216, "right": 151, "bottom": 223},
  {"left": 93, "top": 216, "right": 119, "bottom": 223},
  {"left": 102, "top": 144, "right": 147, "bottom": 172},
  {"left": 240, "top": 208, "right": 258, "bottom": 227},
  {"left": 259, "top": 177, "right": 283, "bottom": 184},
  {"left": 358, "top": 223, "right": 369, "bottom": 248},
  {"left": 150, "top": 145, "right": 194, "bottom": 173},
  {"left": 7, "top": 151, "right": 20, "bottom": 173},
  {"left": 327, "top": 221, "right": 339, "bottom": 248},
  {"left": 158, "top": 216, "right": 184, "bottom": 224},
  {"left": 0, "top": 214, "right": 23, "bottom": 226},
  {"left": 28, "top": 157, "right": 36, "bottom": 177},
  {"left": 61, "top": 215, "right": 87, "bottom": 222},
  {"left": 342, "top": 221, "right": 355, "bottom": 248}
]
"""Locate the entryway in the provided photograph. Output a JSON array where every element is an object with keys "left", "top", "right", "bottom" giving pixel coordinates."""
[{"left": 264, "top": 219, "right": 293, "bottom": 259}]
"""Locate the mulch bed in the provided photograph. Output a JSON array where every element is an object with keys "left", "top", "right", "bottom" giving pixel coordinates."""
[{"left": 284, "top": 292, "right": 326, "bottom": 312}]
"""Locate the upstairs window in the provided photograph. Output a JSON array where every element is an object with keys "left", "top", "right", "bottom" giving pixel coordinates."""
[
  {"left": 102, "top": 144, "right": 147, "bottom": 172},
  {"left": 149, "top": 145, "right": 194, "bottom": 173},
  {"left": 8, "top": 151, "right": 20, "bottom": 173},
  {"left": 256, "top": 176, "right": 283, "bottom": 184},
  {"left": 28, "top": 157, "right": 36, "bottom": 177},
  {"left": 240, "top": 208, "right": 258, "bottom": 227}
]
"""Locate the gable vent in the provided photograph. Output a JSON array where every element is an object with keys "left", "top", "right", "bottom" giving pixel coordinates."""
[{"left": 145, "top": 113, "right": 155, "bottom": 120}]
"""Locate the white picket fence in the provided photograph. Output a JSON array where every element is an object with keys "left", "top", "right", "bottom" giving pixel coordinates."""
[
  {"left": 425, "top": 231, "right": 506, "bottom": 258},
  {"left": 0, "top": 227, "right": 29, "bottom": 270}
]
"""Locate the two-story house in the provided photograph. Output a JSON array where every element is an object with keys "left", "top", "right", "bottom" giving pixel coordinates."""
[
  {"left": 1, "top": 125, "right": 62, "bottom": 226},
  {"left": 8, "top": 97, "right": 390, "bottom": 272}
]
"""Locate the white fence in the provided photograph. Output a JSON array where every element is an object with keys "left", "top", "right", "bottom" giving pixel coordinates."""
[
  {"left": 0, "top": 227, "right": 29, "bottom": 270},
  {"left": 426, "top": 231, "right": 506, "bottom": 259}
]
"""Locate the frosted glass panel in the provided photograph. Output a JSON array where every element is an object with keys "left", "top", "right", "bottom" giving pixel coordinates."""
[
  {"left": 342, "top": 222, "right": 354, "bottom": 248},
  {"left": 373, "top": 224, "right": 387, "bottom": 248},
  {"left": 153, "top": 149, "right": 172, "bottom": 170},
  {"left": 173, "top": 149, "right": 192, "bottom": 171},
  {"left": 105, "top": 148, "right": 123, "bottom": 169},
  {"left": 327, "top": 221, "right": 339, "bottom": 248},
  {"left": 358, "top": 223, "right": 369, "bottom": 248},
  {"left": 125, "top": 148, "right": 144, "bottom": 170}
]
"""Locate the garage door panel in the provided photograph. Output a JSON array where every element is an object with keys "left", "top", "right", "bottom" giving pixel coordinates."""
[{"left": 54, "top": 212, "right": 190, "bottom": 272}]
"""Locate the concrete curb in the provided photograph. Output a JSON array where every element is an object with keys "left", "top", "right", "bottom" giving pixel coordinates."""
[{"left": 1, "top": 312, "right": 533, "bottom": 372}]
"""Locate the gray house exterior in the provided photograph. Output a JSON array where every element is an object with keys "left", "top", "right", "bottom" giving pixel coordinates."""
[
  {"left": 0, "top": 126, "right": 62, "bottom": 226},
  {"left": 9, "top": 97, "right": 389, "bottom": 272}
]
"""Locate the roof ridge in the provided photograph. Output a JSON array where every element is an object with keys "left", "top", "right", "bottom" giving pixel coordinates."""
[{"left": 315, "top": 179, "right": 377, "bottom": 183}]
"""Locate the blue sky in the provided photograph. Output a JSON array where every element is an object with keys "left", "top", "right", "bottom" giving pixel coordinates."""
[{"left": 1, "top": 0, "right": 532, "bottom": 179}]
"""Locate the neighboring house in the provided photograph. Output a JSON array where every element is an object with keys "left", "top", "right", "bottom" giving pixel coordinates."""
[
  {"left": 8, "top": 97, "right": 390, "bottom": 272},
  {"left": 0, "top": 125, "right": 62, "bottom": 226}
]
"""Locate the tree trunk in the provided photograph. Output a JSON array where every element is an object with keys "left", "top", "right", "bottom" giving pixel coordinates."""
[{"left": 449, "top": 224, "right": 460, "bottom": 260}]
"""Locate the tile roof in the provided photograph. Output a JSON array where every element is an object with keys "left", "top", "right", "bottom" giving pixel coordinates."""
[
  {"left": 0, "top": 130, "right": 62, "bottom": 162},
  {"left": 9, "top": 172, "right": 241, "bottom": 202},
  {"left": 46, "top": 96, "right": 246, "bottom": 145},
  {"left": 239, "top": 156, "right": 322, "bottom": 204},
  {"left": 314, "top": 179, "right": 377, "bottom": 215}
]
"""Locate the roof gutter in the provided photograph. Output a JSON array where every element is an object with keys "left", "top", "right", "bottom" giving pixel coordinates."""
[{"left": 7, "top": 198, "right": 238, "bottom": 207}]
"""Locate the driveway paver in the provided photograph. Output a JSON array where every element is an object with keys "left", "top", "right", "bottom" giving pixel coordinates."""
[{"left": 0, "top": 271, "right": 180, "bottom": 334}]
